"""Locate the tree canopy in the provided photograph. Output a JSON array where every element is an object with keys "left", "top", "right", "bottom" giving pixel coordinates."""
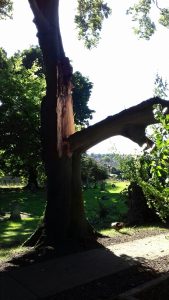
[
  {"left": 0, "top": 47, "right": 45, "bottom": 181},
  {"left": 75, "top": 0, "right": 111, "bottom": 48},
  {"left": 0, "top": 0, "right": 12, "bottom": 19},
  {"left": 0, "top": 46, "right": 94, "bottom": 184}
]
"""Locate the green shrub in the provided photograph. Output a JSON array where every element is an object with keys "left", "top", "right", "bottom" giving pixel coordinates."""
[{"left": 121, "top": 104, "right": 169, "bottom": 222}]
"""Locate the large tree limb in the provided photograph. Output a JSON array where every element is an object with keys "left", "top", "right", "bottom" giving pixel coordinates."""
[{"left": 68, "top": 97, "right": 169, "bottom": 153}]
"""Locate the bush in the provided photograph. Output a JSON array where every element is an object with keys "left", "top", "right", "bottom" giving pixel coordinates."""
[{"left": 121, "top": 104, "right": 169, "bottom": 222}]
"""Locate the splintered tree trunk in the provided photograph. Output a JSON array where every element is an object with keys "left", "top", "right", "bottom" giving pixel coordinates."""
[
  {"left": 25, "top": 0, "right": 95, "bottom": 249},
  {"left": 25, "top": 0, "right": 169, "bottom": 250}
]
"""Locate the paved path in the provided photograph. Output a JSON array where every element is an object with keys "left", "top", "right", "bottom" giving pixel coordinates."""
[
  {"left": 1, "top": 233, "right": 169, "bottom": 299},
  {"left": 108, "top": 233, "right": 169, "bottom": 260}
]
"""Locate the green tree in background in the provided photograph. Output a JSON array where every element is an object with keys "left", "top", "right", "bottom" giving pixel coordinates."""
[
  {"left": 0, "top": 48, "right": 46, "bottom": 189},
  {"left": 81, "top": 154, "right": 108, "bottom": 185},
  {"left": 121, "top": 75, "right": 169, "bottom": 222},
  {"left": 0, "top": 47, "right": 94, "bottom": 188},
  {"left": 132, "top": 105, "right": 169, "bottom": 222},
  {"left": 72, "top": 71, "right": 94, "bottom": 127}
]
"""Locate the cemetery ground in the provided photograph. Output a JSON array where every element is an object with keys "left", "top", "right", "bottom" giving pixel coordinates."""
[
  {"left": 1, "top": 180, "right": 169, "bottom": 299},
  {"left": 0, "top": 180, "right": 129, "bottom": 260}
]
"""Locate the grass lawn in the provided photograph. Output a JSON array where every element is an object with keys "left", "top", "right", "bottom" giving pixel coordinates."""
[
  {"left": 0, "top": 188, "right": 46, "bottom": 260},
  {"left": 84, "top": 180, "right": 129, "bottom": 229},
  {"left": 0, "top": 180, "right": 128, "bottom": 260}
]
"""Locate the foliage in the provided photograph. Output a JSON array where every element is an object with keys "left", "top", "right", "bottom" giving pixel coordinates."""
[
  {"left": 83, "top": 180, "right": 128, "bottom": 229},
  {"left": 0, "top": 46, "right": 94, "bottom": 183},
  {"left": 75, "top": 0, "right": 111, "bottom": 48},
  {"left": 0, "top": 48, "right": 45, "bottom": 180},
  {"left": 0, "top": 0, "right": 13, "bottom": 19},
  {"left": 19, "top": 46, "right": 44, "bottom": 77},
  {"left": 81, "top": 154, "right": 108, "bottom": 184},
  {"left": 119, "top": 154, "right": 140, "bottom": 181},
  {"left": 19, "top": 46, "right": 95, "bottom": 127},
  {"left": 121, "top": 105, "right": 169, "bottom": 221},
  {"left": 72, "top": 71, "right": 94, "bottom": 126},
  {"left": 153, "top": 73, "right": 168, "bottom": 99},
  {"left": 127, "top": 0, "right": 169, "bottom": 39},
  {"left": 90, "top": 153, "right": 122, "bottom": 173}
]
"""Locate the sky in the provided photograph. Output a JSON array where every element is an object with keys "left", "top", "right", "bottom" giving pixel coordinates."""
[{"left": 0, "top": 0, "right": 169, "bottom": 154}]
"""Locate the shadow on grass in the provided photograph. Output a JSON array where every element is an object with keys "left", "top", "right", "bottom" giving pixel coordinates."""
[
  {"left": 0, "top": 188, "right": 46, "bottom": 251},
  {"left": 0, "top": 188, "right": 46, "bottom": 217},
  {"left": 0, "top": 217, "right": 41, "bottom": 248}
]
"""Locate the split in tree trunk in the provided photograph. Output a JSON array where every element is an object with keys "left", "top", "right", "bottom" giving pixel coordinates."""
[{"left": 25, "top": 1, "right": 169, "bottom": 253}]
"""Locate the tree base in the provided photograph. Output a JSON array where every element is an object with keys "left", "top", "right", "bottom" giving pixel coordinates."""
[{"left": 23, "top": 220, "right": 102, "bottom": 256}]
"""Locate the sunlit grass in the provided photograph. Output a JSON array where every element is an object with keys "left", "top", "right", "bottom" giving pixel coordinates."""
[
  {"left": 106, "top": 180, "right": 129, "bottom": 193},
  {"left": 84, "top": 180, "right": 129, "bottom": 228},
  {"left": 0, "top": 180, "right": 128, "bottom": 260},
  {"left": 0, "top": 246, "right": 29, "bottom": 263},
  {"left": 0, "top": 217, "right": 41, "bottom": 246},
  {"left": 0, "top": 188, "right": 46, "bottom": 261},
  {"left": 100, "top": 225, "right": 168, "bottom": 237},
  {"left": 0, "top": 181, "right": 168, "bottom": 262}
]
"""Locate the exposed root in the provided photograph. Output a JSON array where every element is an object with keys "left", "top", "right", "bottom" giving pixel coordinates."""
[{"left": 23, "top": 225, "right": 44, "bottom": 247}]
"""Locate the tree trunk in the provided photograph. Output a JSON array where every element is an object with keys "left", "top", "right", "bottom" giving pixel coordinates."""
[
  {"left": 25, "top": 167, "right": 39, "bottom": 191},
  {"left": 25, "top": 0, "right": 169, "bottom": 251},
  {"left": 127, "top": 182, "right": 159, "bottom": 225},
  {"left": 25, "top": 1, "right": 95, "bottom": 249},
  {"left": 24, "top": 151, "right": 96, "bottom": 248}
]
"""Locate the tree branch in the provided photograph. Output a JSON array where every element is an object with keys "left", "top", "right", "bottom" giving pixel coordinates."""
[
  {"left": 153, "top": 0, "right": 163, "bottom": 11},
  {"left": 68, "top": 97, "right": 169, "bottom": 153},
  {"left": 28, "top": 0, "right": 65, "bottom": 60},
  {"left": 28, "top": 0, "right": 50, "bottom": 32}
]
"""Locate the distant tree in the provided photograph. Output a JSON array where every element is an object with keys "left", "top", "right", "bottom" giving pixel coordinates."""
[
  {"left": 0, "top": 48, "right": 45, "bottom": 189},
  {"left": 72, "top": 71, "right": 94, "bottom": 126},
  {"left": 81, "top": 154, "right": 108, "bottom": 185},
  {"left": 21, "top": 46, "right": 44, "bottom": 77},
  {"left": 0, "top": 47, "right": 94, "bottom": 189}
]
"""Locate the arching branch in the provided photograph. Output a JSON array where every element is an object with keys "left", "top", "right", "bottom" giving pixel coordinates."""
[{"left": 68, "top": 97, "right": 169, "bottom": 153}]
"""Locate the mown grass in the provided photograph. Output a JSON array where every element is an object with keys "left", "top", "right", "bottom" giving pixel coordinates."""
[
  {"left": 0, "top": 180, "right": 128, "bottom": 261},
  {"left": 84, "top": 180, "right": 128, "bottom": 229},
  {"left": 0, "top": 189, "right": 46, "bottom": 261}
]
